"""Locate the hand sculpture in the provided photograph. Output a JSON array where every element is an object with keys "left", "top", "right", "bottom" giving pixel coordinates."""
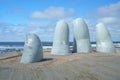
[
  {"left": 73, "top": 18, "right": 92, "bottom": 53},
  {"left": 96, "top": 23, "right": 116, "bottom": 53},
  {"left": 20, "top": 33, "right": 43, "bottom": 63},
  {"left": 51, "top": 20, "right": 70, "bottom": 55}
]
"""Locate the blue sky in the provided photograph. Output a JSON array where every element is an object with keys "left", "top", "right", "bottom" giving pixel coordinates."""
[{"left": 0, "top": 0, "right": 120, "bottom": 42}]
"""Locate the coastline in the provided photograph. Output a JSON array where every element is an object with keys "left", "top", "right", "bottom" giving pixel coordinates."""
[
  {"left": 0, "top": 41, "right": 120, "bottom": 54},
  {"left": 0, "top": 48, "right": 120, "bottom": 80}
]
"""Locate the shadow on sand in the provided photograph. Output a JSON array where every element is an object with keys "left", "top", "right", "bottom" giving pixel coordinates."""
[{"left": 41, "top": 58, "right": 53, "bottom": 62}]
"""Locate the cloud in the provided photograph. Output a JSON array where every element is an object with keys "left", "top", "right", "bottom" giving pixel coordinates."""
[
  {"left": 29, "top": 7, "right": 75, "bottom": 20},
  {"left": 29, "top": 30, "right": 39, "bottom": 34},
  {"left": 97, "top": 17, "right": 119, "bottom": 24},
  {"left": 96, "top": 1, "right": 120, "bottom": 24},
  {"left": 85, "top": 1, "right": 120, "bottom": 41},
  {"left": 0, "top": 22, "right": 15, "bottom": 27},
  {"left": 18, "top": 23, "right": 51, "bottom": 27},
  {"left": 12, "top": 8, "right": 25, "bottom": 14},
  {"left": 12, "top": 27, "right": 24, "bottom": 33},
  {"left": 0, "top": 21, "right": 57, "bottom": 41},
  {"left": 85, "top": 1, "right": 120, "bottom": 24},
  {"left": 97, "top": 1, "right": 120, "bottom": 17}
]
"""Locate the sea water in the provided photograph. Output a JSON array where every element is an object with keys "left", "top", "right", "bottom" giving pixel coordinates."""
[{"left": 0, "top": 42, "right": 120, "bottom": 53}]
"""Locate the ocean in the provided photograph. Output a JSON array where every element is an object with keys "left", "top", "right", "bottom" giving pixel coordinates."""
[{"left": 0, "top": 42, "right": 120, "bottom": 53}]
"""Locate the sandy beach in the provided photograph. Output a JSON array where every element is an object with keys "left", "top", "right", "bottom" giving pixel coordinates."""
[{"left": 0, "top": 48, "right": 120, "bottom": 80}]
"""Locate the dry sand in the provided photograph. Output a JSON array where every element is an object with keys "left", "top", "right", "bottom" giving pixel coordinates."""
[{"left": 0, "top": 48, "right": 120, "bottom": 80}]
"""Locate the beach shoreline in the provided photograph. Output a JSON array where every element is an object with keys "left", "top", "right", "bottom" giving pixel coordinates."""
[{"left": 0, "top": 48, "right": 120, "bottom": 80}]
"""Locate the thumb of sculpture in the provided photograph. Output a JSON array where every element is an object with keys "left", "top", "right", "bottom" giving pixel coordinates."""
[
  {"left": 96, "top": 23, "right": 116, "bottom": 53},
  {"left": 20, "top": 33, "right": 43, "bottom": 63}
]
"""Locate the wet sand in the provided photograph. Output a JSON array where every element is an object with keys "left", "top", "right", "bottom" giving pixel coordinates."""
[{"left": 0, "top": 48, "right": 120, "bottom": 80}]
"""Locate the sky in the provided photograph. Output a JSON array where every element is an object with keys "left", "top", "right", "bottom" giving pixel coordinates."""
[{"left": 0, "top": 0, "right": 120, "bottom": 42}]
